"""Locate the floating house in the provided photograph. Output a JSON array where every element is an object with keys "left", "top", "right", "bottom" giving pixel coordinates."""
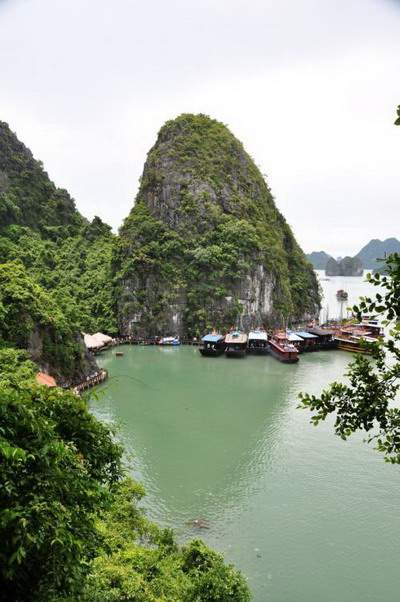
[
  {"left": 225, "top": 331, "right": 248, "bottom": 358},
  {"left": 269, "top": 332, "right": 299, "bottom": 363},
  {"left": 199, "top": 333, "right": 225, "bottom": 357},
  {"left": 307, "top": 327, "right": 337, "bottom": 349},
  {"left": 294, "top": 330, "right": 319, "bottom": 351},
  {"left": 248, "top": 330, "right": 269, "bottom": 354}
]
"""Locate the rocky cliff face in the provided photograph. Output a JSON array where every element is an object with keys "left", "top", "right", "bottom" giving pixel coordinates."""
[{"left": 117, "top": 114, "right": 320, "bottom": 336}]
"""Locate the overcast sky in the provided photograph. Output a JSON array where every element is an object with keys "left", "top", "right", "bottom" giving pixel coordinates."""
[{"left": 0, "top": 0, "right": 399, "bottom": 256}]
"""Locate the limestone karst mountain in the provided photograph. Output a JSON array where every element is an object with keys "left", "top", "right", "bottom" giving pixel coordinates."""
[{"left": 116, "top": 113, "right": 320, "bottom": 336}]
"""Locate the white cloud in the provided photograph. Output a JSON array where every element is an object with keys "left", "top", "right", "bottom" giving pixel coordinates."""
[{"left": 0, "top": 0, "right": 399, "bottom": 255}]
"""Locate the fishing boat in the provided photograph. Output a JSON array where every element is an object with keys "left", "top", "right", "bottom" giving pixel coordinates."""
[
  {"left": 158, "top": 336, "right": 181, "bottom": 346},
  {"left": 224, "top": 331, "right": 248, "bottom": 358},
  {"left": 247, "top": 330, "right": 269, "bottom": 354},
  {"left": 268, "top": 332, "right": 299, "bottom": 363},
  {"left": 199, "top": 333, "right": 225, "bottom": 357}
]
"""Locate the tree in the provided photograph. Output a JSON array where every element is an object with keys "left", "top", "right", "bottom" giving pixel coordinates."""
[
  {"left": 395, "top": 105, "right": 400, "bottom": 126},
  {"left": 0, "top": 383, "right": 123, "bottom": 601},
  {"left": 299, "top": 253, "right": 400, "bottom": 463}
]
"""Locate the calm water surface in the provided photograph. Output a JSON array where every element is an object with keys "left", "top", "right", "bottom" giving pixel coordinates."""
[{"left": 92, "top": 276, "right": 399, "bottom": 602}]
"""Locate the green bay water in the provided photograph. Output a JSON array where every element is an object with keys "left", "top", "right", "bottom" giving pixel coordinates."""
[
  {"left": 92, "top": 274, "right": 399, "bottom": 601},
  {"left": 93, "top": 345, "right": 400, "bottom": 602}
]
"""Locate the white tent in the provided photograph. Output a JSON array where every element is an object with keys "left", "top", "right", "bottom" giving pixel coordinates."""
[{"left": 83, "top": 332, "right": 113, "bottom": 350}]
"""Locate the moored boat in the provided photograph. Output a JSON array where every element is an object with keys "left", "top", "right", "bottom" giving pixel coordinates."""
[
  {"left": 225, "top": 331, "right": 248, "bottom": 358},
  {"left": 199, "top": 333, "right": 225, "bottom": 357},
  {"left": 268, "top": 332, "right": 299, "bottom": 363},
  {"left": 158, "top": 336, "right": 181, "bottom": 346},
  {"left": 247, "top": 330, "right": 269, "bottom": 354},
  {"left": 306, "top": 327, "right": 337, "bottom": 350},
  {"left": 292, "top": 330, "right": 319, "bottom": 351}
]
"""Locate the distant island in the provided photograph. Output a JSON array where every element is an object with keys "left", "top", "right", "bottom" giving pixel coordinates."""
[
  {"left": 307, "top": 237, "right": 400, "bottom": 275},
  {"left": 325, "top": 256, "right": 363, "bottom": 277}
]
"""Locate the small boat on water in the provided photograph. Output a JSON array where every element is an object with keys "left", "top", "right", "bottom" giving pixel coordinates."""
[
  {"left": 268, "top": 332, "right": 299, "bottom": 363},
  {"left": 248, "top": 330, "right": 269, "bottom": 354},
  {"left": 199, "top": 333, "right": 225, "bottom": 357},
  {"left": 115, "top": 351, "right": 124, "bottom": 357},
  {"left": 158, "top": 336, "right": 181, "bottom": 346},
  {"left": 225, "top": 331, "right": 248, "bottom": 358}
]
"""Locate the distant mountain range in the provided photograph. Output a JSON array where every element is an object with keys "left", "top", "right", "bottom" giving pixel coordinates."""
[{"left": 306, "top": 238, "right": 400, "bottom": 273}]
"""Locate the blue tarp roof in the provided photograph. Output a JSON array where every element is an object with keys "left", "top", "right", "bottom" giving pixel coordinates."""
[
  {"left": 295, "top": 331, "right": 318, "bottom": 339},
  {"left": 202, "top": 334, "right": 224, "bottom": 343}
]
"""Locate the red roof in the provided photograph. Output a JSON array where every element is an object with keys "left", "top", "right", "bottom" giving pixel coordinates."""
[{"left": 35, "top": 372, "right": 57, "bottom": 387}]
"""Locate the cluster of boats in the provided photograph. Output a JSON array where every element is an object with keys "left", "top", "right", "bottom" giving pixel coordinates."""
[
  {"left": 157, "top": 317, "right": 384, "bottom": 364},
  {"left": 199, "top": 329, "right": 325, "bottom": 363}
]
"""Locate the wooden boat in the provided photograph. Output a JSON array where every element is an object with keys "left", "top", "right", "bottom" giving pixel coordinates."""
[
  {"left": 158, "top": 336, "right": 181, "bottom": 346},
  {"left": 247, "top": 330, "right": 269, "bottom": 354},
  {"left": 286, "top": 331, "right": 305, "bottom": 352},
  {"left": 292, "top": 330, "right": 319, "bottom": 351},
  {"left": 224, "top": 331, "right": 248, "bottom": 358},
  {"left": 268, "top": 332, "right": 299, "bottom": 363},
  {"left": 331, "top": 316, "right": 383, "bottom": 353},
  {"left": 115, "top": 351, "right": 124, "bottom": 357},
  {"left": 199, "top": 333, "right": 225, "bottom": 357},
  {"left": 306, "top": 327, "right": 337, "bottom": 350}
]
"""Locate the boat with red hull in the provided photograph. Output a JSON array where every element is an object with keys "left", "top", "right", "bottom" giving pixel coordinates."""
[{"left": 268, "top": 332, "right": 299, "bottom": 363}]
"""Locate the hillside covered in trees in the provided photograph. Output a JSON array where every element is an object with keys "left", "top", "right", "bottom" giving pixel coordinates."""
[{"left": 0, "top": 121, "right": 117, "bottom": 383}]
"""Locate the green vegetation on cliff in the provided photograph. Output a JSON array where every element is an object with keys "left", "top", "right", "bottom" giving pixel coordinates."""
[
  {"left": 0, "top": 122, "right": 117, "bottom": 380},
  {"left": 117, "top": 114, "right": 320, "bottom": 336}
]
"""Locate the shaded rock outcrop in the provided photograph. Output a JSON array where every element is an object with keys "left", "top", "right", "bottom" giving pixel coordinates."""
[{"left": 116, "top": 114, "right": 320, "bottom": 336}]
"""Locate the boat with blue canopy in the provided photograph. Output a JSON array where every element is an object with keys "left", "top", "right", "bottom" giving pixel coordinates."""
[{"left": 199, "top": 333, "right": 225, "bottom": 357}]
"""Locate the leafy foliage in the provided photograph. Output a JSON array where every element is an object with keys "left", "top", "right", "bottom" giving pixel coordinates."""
[
  {"left": 0, "top": 347, "right": 37, "bottom": 388},
  {"left": 299, "top": 253, "right": 400, "bottom": 463},
  {"left": 0, "top": 261, "right": 92, "bottom": 380},
  {"left": 0, "top": 383, "right": 123, "bottom": 602},
  {"left": 81, "top": 479, "right": 250, "bottom": 602}
]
